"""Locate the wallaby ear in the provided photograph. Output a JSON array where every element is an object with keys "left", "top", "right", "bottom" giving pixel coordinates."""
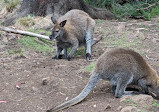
[
  {"left": 59, "top": 20, "right": 67, "bottom": 27},
  {"left": 51, "top": 17, "right": 57, "bottom": 24}
]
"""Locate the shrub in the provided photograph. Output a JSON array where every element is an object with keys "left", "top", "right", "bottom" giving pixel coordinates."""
[
  {"left": 5, "top": 0, "right": 19, "bottom": 12},
  {"left": 84, "top": 0, "right": 159, "bottom": 20}
]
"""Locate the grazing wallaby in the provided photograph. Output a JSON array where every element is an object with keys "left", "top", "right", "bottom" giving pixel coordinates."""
[
  {"left": 46, "top": 48, "right": 159, "bottom": 112},
  {"left": 49, "top": 9, "right": 97, "bottom": 61}
]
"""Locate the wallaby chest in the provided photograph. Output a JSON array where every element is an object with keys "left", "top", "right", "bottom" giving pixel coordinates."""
[{"left": 56, "top": 40, "right": 72, "bottom": 48}]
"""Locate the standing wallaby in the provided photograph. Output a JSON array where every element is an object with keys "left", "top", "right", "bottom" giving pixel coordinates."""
[
  {"left": 47, "top": 48, "right": 159, "bottom": 112},
  {"left": 49, "top": 9, "right": 97, "bottom": 61}
]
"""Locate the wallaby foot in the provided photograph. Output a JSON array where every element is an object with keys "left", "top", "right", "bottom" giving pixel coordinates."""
[
  {"left": 86, "top": 53, "right": 92, "bottom": 61},
  {"left": 111, "top": 85, "right": 116, "bottom": 93},
  {"left": 52, "top": 55, "right": 65, "bottom": 59},
  {"left": 67, "top": 56, "right": 71, "bottom": 61},
  {"left": 46, "top": 110, "right": 51, "bottom": 112}
]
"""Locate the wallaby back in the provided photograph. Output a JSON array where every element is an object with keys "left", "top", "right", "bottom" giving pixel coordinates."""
[{"left": 58, "top": 9, "right": 95, "bottom": 43}]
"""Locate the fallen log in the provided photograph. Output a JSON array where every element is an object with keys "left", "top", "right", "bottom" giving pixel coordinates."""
[{"left": 0, "top": 26, "right": 50, "bottom": 40}]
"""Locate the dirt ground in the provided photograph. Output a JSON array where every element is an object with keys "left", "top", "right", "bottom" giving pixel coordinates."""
[{"left": 0, "top": 18, "right": 159, "bottom": 112}]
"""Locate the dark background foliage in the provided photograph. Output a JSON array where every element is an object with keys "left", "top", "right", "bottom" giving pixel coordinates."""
[{"left": 84, "top": 0, "right": 159, "bottom": 20}]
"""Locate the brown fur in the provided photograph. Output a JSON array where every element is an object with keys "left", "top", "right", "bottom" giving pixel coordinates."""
[
  {"left": 95, "top": 48, "right": 159, "bottom": 94},
  {"left": 47, "top": 48, "right": 159, "bottom": 112},
  {"left": 49, "top": 9, "right": 96, "bottom": 61}
]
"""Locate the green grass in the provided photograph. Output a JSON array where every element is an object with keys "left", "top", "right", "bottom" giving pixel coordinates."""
[
  {"left": 18, "top": 36, "right": 54, "bottom": 54},
  {"left": 123, "top": 99, "right": 135, "bottom": 103},
  {"left": 148, "top": 100, "right": 159, "bottom": 112},
  {"left": 84, "top": 62, "right": 96, "bottom": 72},
  {"left": 95, "top": 20, "right": 145, "bottom": 51},
  {"left": 68, "top": 46, "right": 86, "bottom": 57},
  {"left": 6, "top": 48, "right": 25, "bottom": 57},
  {"left": 5, "top": 0, "right": 20, "bottom": 12},
  {"left": 152, "top": 101, "right": 159, "bottom": 108},
  {"left": 17, "top": 28, "right": 55, "bottom": 54},
  {"left": 16, "top": 16, "right": 35, "bottom": 27},
  {"left": 102, "top": 33, "right": 144, "bottom": 49},
  {"left": 7, "top": 48, "right": 23, "bottom": 54}
]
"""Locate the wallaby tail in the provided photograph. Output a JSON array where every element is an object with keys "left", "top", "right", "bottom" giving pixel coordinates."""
[{"left": 47, "top": 72, "right": 100, "bottom": 112}]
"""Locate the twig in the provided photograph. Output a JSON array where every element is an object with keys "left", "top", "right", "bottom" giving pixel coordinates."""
[
  {"left": 0, "top": 26, "right": 50, "bottom": 40},
  {"left": 137, "top": 3, "right": 156, "bottom": 11},
  {"left": 145, "top": 55, "right": 158, "bottom": 61}
]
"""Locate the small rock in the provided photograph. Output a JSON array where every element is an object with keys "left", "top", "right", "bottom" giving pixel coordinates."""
[
  {"left": 105, "top": 104, "right": 111, "bottom": 110},
  {"left": 0, "top": 44, "right": 5, "bottom": 49},
  {"left": 32, "top": 87, "right": 38, "bottom": 92},
  {"left": 152, "top": 38, "right": 159, "bottom": 43},
  {"left": 42, "top": 77, "right": 50, "bottom": 85},
  {"left": 2, "top": 36, "right": 8, "bottom": 43},
  {"left": 117, "top": 106, "right": 122, "bottom": 111},
  {"left": 120, "top": 94, "right": 153, "bottom": 108},
  {"left": 120, "top": 106, "right": 137, "bottom": 112},
  {"left": 131, "top": 94, "right": 153, "bottom": 106},
  {"left": 117, "top": 23, "right": 126, "bottom": 33},
  {"left": 93, "top": 104, "right": 96, "bottom": 108}
]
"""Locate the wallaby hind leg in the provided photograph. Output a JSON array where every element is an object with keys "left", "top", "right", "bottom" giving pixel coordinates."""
[
  {"left": 85, "top": 31, "right": 92, "bottom": 61},
  {"left": 85, "top": 18, "right": 95, "bottom": 61},
  {"left": 115, "top": 73, "right": 133, "bottom": 98}
]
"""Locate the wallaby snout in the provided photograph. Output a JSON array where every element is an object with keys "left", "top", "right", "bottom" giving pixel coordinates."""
[{"left": 49, "top": 35, "right": 53, "bottom": 40}]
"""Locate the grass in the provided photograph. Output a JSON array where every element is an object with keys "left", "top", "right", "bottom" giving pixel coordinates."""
[
  {"left": 5, "top": 0, "right": 20, "bottom": 12},
  {"left": 17, "top": 29, "right": 54, "bottom": 54},
  {"left": 148, "top": 100, "right": 159, "bottom": 112},
  {"left": 7, "top": 48, "right": 23, "bottom": 54},
  {"left": 16, "top": 16, "right": 35, "bottom": 27},
  {"left": 18, "top": 36, "right": 54, "bottom": 54},
  {"left": 95, "top": 19, "right": 145, "bottom": 52},
  {"left": 123, "top": 99, "right": 135, "bottom": 103},
  {"left": 152, "top": 101, "right": 159, "bottom": 108},
  {"left": 84, "top": 62, "right": 96, "bottom": 72},
  {"left": 6, "top": 48, "right": 25, "bottom": 57},
  {"left": 67, "top": 46, "right": 86, "bottom": 57}
]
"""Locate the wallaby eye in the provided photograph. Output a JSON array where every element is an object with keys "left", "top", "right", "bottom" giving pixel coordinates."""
[
  {"left": 147, "top": 84, "right": 152, "bottom": 87},
  {"left": 55, "top": 29, "right": 59, "bottom": 33}
]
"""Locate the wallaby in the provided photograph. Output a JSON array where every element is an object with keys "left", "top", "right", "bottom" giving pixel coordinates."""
[
  {"left": 49, "top": 9, "right": 97, "bottom": 61},
  {"left": 46, "top": 48, "right": 159, "bottom": 112}
]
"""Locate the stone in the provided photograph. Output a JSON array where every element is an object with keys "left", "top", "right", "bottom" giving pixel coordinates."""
[{"left": 120, "top": 106, "right": 137, "bottom": 112}]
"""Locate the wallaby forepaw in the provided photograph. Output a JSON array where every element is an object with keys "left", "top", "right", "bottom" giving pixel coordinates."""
[
  {"left": 46, "top": 110, "right": 51, "bottom": 112},
  {"left": 52, "top": 56, "right": 57, "bottom": 59},
  {"left": 67, "top": 56, "right": 71, "bottom": 61},
  {"left": 58, "top": 54, "right": 65, "bottom": 59},
  {"left": 86, "top": 53, "right": 92, "bottom": 61},
  {"left": 115, "top": 93, "right": 122, "bottom": 98},
  {"left": 52, "top": 55, "right": 65, "bottom": 59}
]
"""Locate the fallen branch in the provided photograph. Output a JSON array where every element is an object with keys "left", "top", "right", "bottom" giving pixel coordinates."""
[
  {"left": 0, "top": 26, "right": 50, "bottom": 40},
  {"left": 137, "top": 3, "right": 156, "bottom": 11}
]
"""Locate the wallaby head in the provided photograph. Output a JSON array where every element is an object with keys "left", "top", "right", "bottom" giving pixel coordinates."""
[
  {"left": 49, "top": 17, "right": 67, "bottom": 40},
  {"left": 145, "top": 69, "right": 159, "bottom": 99}
]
